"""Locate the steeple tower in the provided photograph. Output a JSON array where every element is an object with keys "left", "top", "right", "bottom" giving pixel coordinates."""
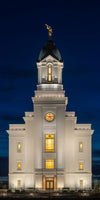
[{"left": 37, "top": 26, "right": 63, "bottom": 91}]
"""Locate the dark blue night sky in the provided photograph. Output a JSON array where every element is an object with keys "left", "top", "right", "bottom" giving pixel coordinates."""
[{"left": 0, "top": 0, "right": 100, "bottom": 179}]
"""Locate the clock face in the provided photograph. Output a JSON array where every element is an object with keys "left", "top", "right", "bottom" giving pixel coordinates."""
[{"left": 45, "top": 112, "right": 54, "bottom": 122}]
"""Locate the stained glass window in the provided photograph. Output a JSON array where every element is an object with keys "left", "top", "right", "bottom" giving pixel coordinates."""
[
  {"left": 45, "top": 134, "right": 54, "bottom": 152},
  {"left": 45, "top": 113, "right": 54, "bottom": 122},
  {"left": 45, "top": 159, "right": 54, "bottom": 169}
]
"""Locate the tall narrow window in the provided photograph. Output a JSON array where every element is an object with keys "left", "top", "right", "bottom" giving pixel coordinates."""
[
  {"left": 48, "top": 64, "right": 52, "bottom": 82},
  {"left": 45, "top": 134, "right": 54, "bottom": 152},
  {"left": 18, "top": 180, "right": 21, "bottom": 188},
  {"left": 79, "top": 162, "right": 83, "bottom": 170},
  {"left": 80, "top": 180, "right": 83, "bottom": 188},
  {"left": 17, "top": 142, "right": 21, "bottom": 152},
  {"left": 45, "top": 159, "right": 54, "bottom": 169},
  {"left": 79, "top": 142, "right": 83, "bottom": 152},
  {"left": 17, "top": 162, "right": 21, "bottom": 170}
]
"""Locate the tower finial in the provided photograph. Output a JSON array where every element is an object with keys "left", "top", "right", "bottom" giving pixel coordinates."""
[{"left": 45, "top": 24, "right": 52, "bottom": 39}]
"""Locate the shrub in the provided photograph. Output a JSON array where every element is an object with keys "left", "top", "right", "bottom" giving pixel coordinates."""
[{"left": 94, "top": 179, "right": 99, "bottom": 192}]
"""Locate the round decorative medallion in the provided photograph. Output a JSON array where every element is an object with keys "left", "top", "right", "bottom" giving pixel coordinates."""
[{"left": 45, "top": 112, "right": 54, "bottom": 122}]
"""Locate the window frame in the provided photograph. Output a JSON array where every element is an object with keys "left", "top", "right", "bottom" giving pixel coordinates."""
[
  {"left": 17, "top": 180, "right": 21, "bottom": 188},
  {"left": 80, "top": 179, "right": 83, "bottom": 188},
  {"left": 45, "top": 134, "right": 54, "bottom": 152},
  {"left": 17, "top": 142, "right": 21, "bottom": 153},
  {"left": 45, "top": 159, "right": 54, "bottom": 169},
  {"left": 47, "top": 64, "right": 52, "bottom": 82},
  {"left": 79, "top": 142, "right": 83, "bottom": 152},
  {"left": 17, "top": 161, "right": 21, "bottom": 170},
  {"left": 79, "top": 161, "right": 83, "bottom": 170}
]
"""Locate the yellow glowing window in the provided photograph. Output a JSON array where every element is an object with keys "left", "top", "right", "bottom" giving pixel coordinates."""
[
  {"left": 45, "top": 134, "right": 54, "bottom": 152},
  {"left": 45, "top": 159, "right": 54, "bottom": 169},
  {"left": 80, "top": 180, "right": 83, "bottom": 188},
  {"left": 17, "top": 142, "right": 21, "bottom": 152},
  {"left": 48, "top": 64, "right": 52, "bottom": 82},
  {"left": 18, "top": 180, "right": 21, "bottom": 187},
  {"left": 79, "top": 162, "right": 83, "bottom": 170},
  {"left": 79, "top": 142, "right": 83, "bottom": 152},
  {"left": 17, "top": 162, "right": 21, "bottom": 170}
]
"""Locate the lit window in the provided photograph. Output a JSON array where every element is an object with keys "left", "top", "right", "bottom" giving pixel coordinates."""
[
  {"left": 80, "top": 180, "right": 83, "bottom": 188},
  {"left": 79, "top": 162, "right": 83, "bottom": 170},
  {"left": 45, "top": 134, "right": 54, "bottom": 152},
  {"left": 79, "top": 142, "right": 83, "bottom": 152},
  {"left": 45, "top": 159, "right": 54, "bottom": 169},
  {"left": 18, "top": 180, "right": 21, "bottom": 187},
  {"left": 17, "top": 142, "right": 21, "bottom": 152},
  {"left": 48, "top": 64, "right": 52, "bottom": 82},
  {"left": 17, "top": 162, "right": 21, "bottom": 170}
]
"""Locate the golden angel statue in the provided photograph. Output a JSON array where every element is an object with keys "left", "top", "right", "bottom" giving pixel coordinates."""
[{"left": 45, "top": 24, "right": 52, "bottom": 38}]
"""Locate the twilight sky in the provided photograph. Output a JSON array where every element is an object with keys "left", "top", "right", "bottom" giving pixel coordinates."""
[{"left": 0, "top": 0, "right": 100, "bottom": 177}]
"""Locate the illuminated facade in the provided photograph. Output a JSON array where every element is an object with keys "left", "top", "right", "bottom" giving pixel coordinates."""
[{"left": 7, "top": 31, "right": 94, "bottom": 190}]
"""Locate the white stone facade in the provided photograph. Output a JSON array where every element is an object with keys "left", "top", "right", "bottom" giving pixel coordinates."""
[{"left": 7, "top": 40, "right": 94, "bottom": 190}]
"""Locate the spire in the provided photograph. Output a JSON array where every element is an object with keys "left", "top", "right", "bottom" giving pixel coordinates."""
[
  {"left": 45, "top": 24, "right": 52, "bottom": 39},
  {"left": 37, "top": 25, "right": 63, "bottom": 62}
]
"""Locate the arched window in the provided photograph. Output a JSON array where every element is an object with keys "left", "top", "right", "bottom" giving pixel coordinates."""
[
  {"left": 17, "top": 142, "right": 21, "bottom": 152},
  {"left": 79, "top": 142, "right": 83, "bottom": 152},
  {"left": 48, "top": 64, "right": 52, "bottom": 82}
]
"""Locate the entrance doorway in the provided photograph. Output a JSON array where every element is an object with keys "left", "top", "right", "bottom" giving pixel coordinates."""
[
  {"left": 42, "top": 176, "right": 57, "bottom": 191},
  {"left": 46, "top": 178, "right": 54, "bottom": 190}
]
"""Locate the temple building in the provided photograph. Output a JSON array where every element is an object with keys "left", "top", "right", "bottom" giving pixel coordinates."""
[{"left": 7, "top": 26, "right": 94, "bottom": 190}]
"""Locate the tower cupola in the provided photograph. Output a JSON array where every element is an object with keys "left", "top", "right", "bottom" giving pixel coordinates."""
[{"left": 37, "top": 25, "right": 63, "bottom": 91}]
